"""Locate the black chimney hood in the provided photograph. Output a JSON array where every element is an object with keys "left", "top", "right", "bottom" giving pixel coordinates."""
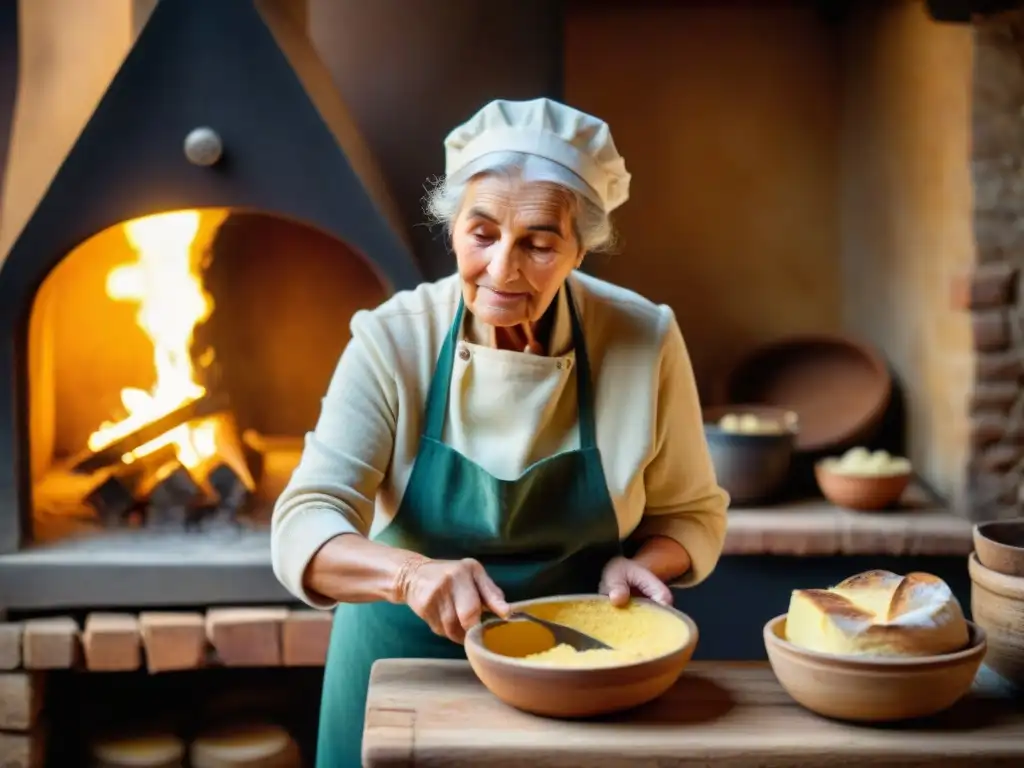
[{"left": 0, "top": 0, "right": 423, "bottom": 608}]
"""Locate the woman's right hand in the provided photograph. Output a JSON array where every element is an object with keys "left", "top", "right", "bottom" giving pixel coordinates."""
[{"left": 396, "top": 556, "right": 511, "bottom": 643}]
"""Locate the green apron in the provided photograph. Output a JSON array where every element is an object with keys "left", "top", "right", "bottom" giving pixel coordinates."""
[{"left": 315, "top": 284, "right": 621, "bottom": 767}]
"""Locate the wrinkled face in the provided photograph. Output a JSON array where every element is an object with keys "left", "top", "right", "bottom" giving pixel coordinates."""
[{"left": 452, "top": 174, "right": 584, "bottom": 328}]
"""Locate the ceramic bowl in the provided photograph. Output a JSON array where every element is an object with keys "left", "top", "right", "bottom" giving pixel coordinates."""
[
  {"left": 703, "top": 405, "right": 797, "bottom": 505},
  {"left": 722, "top": 334, "right": 891, "bottom": 453},
  {"left": 814, "top": 461, "right": 911, "bottom": 511},
  {"left": 974, "top": 521, "right": 1024, "bottom": 577},
  {"left": 968, "top": 552, "right": 1024, "bottom": 685},
  {"left": 464, "top": 595, "right": 698, "bottom": 718},
  {"left": 763, "top": 614, "right": 985, "bottom": 722}
]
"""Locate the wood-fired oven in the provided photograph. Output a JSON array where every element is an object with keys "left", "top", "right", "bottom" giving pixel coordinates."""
[{"left": 0, "top": 0, "right": 423, "bottom": 608}]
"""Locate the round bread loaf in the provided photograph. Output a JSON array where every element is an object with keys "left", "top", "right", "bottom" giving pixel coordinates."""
[
  {"left": 190, "top": 723, "right": 300, "bottom": 768},
  {"left": 784, "top": 569, "right": 970, "bottom": 657},
  {"left": 90, "top": 732, "right": 185, "bottom": 767}
]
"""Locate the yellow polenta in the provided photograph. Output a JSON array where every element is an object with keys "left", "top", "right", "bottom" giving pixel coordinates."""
[{"left": 484, "top": 600, "right": 689, "bottom": 668}]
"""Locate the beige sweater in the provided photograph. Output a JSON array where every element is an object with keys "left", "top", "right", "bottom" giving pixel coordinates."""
[{"left": 271, "top": 272, "right": 729, "bottom": 608}]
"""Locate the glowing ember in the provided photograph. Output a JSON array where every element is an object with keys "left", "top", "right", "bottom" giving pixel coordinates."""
[{"left": 86, "top": 210, "right": 216, "bottom": 468}]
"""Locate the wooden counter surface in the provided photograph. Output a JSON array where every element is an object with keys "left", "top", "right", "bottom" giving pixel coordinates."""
[{"left": 363, "top": 660, "right": 1023, "bottom": 767}]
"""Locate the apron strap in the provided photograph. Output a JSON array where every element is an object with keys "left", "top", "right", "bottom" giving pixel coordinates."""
[
  {"left": 564, "top": 283, "right": 597, "bottom": 450},
  {"left": 423, "top": 282, "right": 598, "bottom": 451},
  {"left": 422, "top": 298, "right": 464, "bottom": 443}
]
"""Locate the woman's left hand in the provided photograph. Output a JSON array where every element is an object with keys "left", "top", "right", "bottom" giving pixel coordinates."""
[{"left": 599, "top": 556, "right": 673, "bottom": 607}]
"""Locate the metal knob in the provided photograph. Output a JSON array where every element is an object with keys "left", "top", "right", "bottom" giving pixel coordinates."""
[{"left": 183, "top": 127, "right": 223, "bottom": 167}]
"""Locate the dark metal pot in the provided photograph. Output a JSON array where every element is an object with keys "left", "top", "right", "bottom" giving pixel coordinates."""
[{"left": 703, "top": 405, "right": 797, "bottom": 506}]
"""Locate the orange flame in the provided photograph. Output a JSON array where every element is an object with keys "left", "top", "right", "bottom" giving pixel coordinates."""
[{"left": 86, "top": 210, "right": 217, "bottom": 469}]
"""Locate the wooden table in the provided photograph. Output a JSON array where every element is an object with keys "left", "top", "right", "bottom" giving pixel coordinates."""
[{"left": 363, "top": 660, "right": 1024, "bottom": 767}]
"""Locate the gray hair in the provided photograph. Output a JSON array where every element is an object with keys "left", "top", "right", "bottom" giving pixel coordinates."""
[{"left": 424, "top": 151, "right": 617, "bottom": 253}]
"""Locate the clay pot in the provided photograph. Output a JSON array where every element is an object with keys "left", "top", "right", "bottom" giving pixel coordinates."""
[
  {"left": 968, "top": 552, "right": 1024, "bottom": 686},
  {"left": 763, "top": 614, "right": 985, "bottom": 722},
  {"left": 974, "top": 521, "right": 1024, "bottom": 577},
  {"left": 814, "top": 461, "right": 911, "bottom": 511},
  {"left": 703, "top": 405, "right": 796, "bottom": 505},
  {"left": 722, "top": 335, "right": 891, "bottom": 453},
  {"left": 464, "top": 595, "right": 698, "bottom": 718}
]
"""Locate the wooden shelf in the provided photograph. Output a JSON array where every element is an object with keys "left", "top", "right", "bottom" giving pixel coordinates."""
[{"left": 724, "top": 483, "right": 973, "bottom": 557}]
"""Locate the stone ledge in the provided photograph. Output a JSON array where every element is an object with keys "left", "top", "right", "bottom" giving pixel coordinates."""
[
  {"left": 724, "top": 483, "right": 972, "bottom": 557},
  {"left": 0, "top": 528, "right": 289, "bottom": 609},
  {"left": 0, "top": 488, "right": 972, "bottom": 612}
]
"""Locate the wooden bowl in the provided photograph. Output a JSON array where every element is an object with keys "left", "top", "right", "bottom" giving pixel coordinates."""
[
  {"left": 703, "top": 405, "right": 797, "bottom": 505},
  {"left": 763, "top": 614, "right": 985, "bottom": 722},
  {"left": 464, "top": 595, "right": 698, "bottom": 718},
  {"left": 968, "top": 552, "right": 1024, "bottom": 686},
  {"left": 974, "top": 521, "right": 1024, "bottom": 577},
  {"left": 814, "top": 461, "right": 910, "bottom": 511},
  {"left": 723, "top": 335, "right": 891, "bottom": 453}
]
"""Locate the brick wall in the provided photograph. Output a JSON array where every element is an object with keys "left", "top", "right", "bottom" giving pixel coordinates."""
[{"left": 962, "top": 11, "right": 1024, "bottom": 520}]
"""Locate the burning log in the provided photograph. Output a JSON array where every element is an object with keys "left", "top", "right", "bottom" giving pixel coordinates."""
[
  {"left": 178, "top": 462, "right": 253, "bottom": 531},
  {"left": 46, "top": 403, "right": 275, "bottom": 533},
  {"left": 84, "top": 475, "right": 137, "bottom": 527},
  {"left": 83, "top": 443, "right": 179, "bottom": 526},
  {"left": 149, "top": 464, "right": 203, "bottom": 508},
  {"left": 70, "top": 390, "right": 230, "bottom": 474},
  {"left": 206, "top": 462, "right": 251, "bottom": 527},
  {"left": 209, "top": 462, "right": 249, "bottom": 511},
  {"left": 144, "top": 462, "right": 204, "bottom": 529},
  {"left": 241, "top": 433, "right": 303, "bottom": 502}
]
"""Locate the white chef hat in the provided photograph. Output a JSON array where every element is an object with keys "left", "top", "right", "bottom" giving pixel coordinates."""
[{"left": 443, "top": 98, "right": 632, "bottom": 213}]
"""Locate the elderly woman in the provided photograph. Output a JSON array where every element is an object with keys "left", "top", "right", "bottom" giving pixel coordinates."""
[{"left": 271, "top": 98, "right": 729, "bottom": 766}]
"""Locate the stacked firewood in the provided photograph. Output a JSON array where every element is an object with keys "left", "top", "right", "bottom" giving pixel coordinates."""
[
  {"left": 0, "top": 608, "right": 331, "bottom": 767},
  {"left": 33, "top": 391, "right": 303, "bottom": 535}
]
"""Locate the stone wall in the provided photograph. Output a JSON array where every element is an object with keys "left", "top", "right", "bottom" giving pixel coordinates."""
[
  {"left": 839, "top": 0, "right": 975, "bottom": 509},
  {"left": 962, "top": 11, "right": 1024, "bottom": 520}
]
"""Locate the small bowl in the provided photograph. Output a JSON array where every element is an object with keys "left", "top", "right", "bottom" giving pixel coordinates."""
[
  {"left": 814, "top": 461, "right": 911, "bottom": 511},
  {"left": 703, "top": 405, "right": 797, "bottom": 505},
  {"left": 974, "top": 521, "right": 1024, "bottom": 577},
  {"left": 968, "top": 552, "right": 1024, "bottom": 686},
  {"left": 763, "top": 614, "right": 985, "bottom": 722},
  {"left": 464, "top": 595, "right": 698, "bottom": 718}
]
